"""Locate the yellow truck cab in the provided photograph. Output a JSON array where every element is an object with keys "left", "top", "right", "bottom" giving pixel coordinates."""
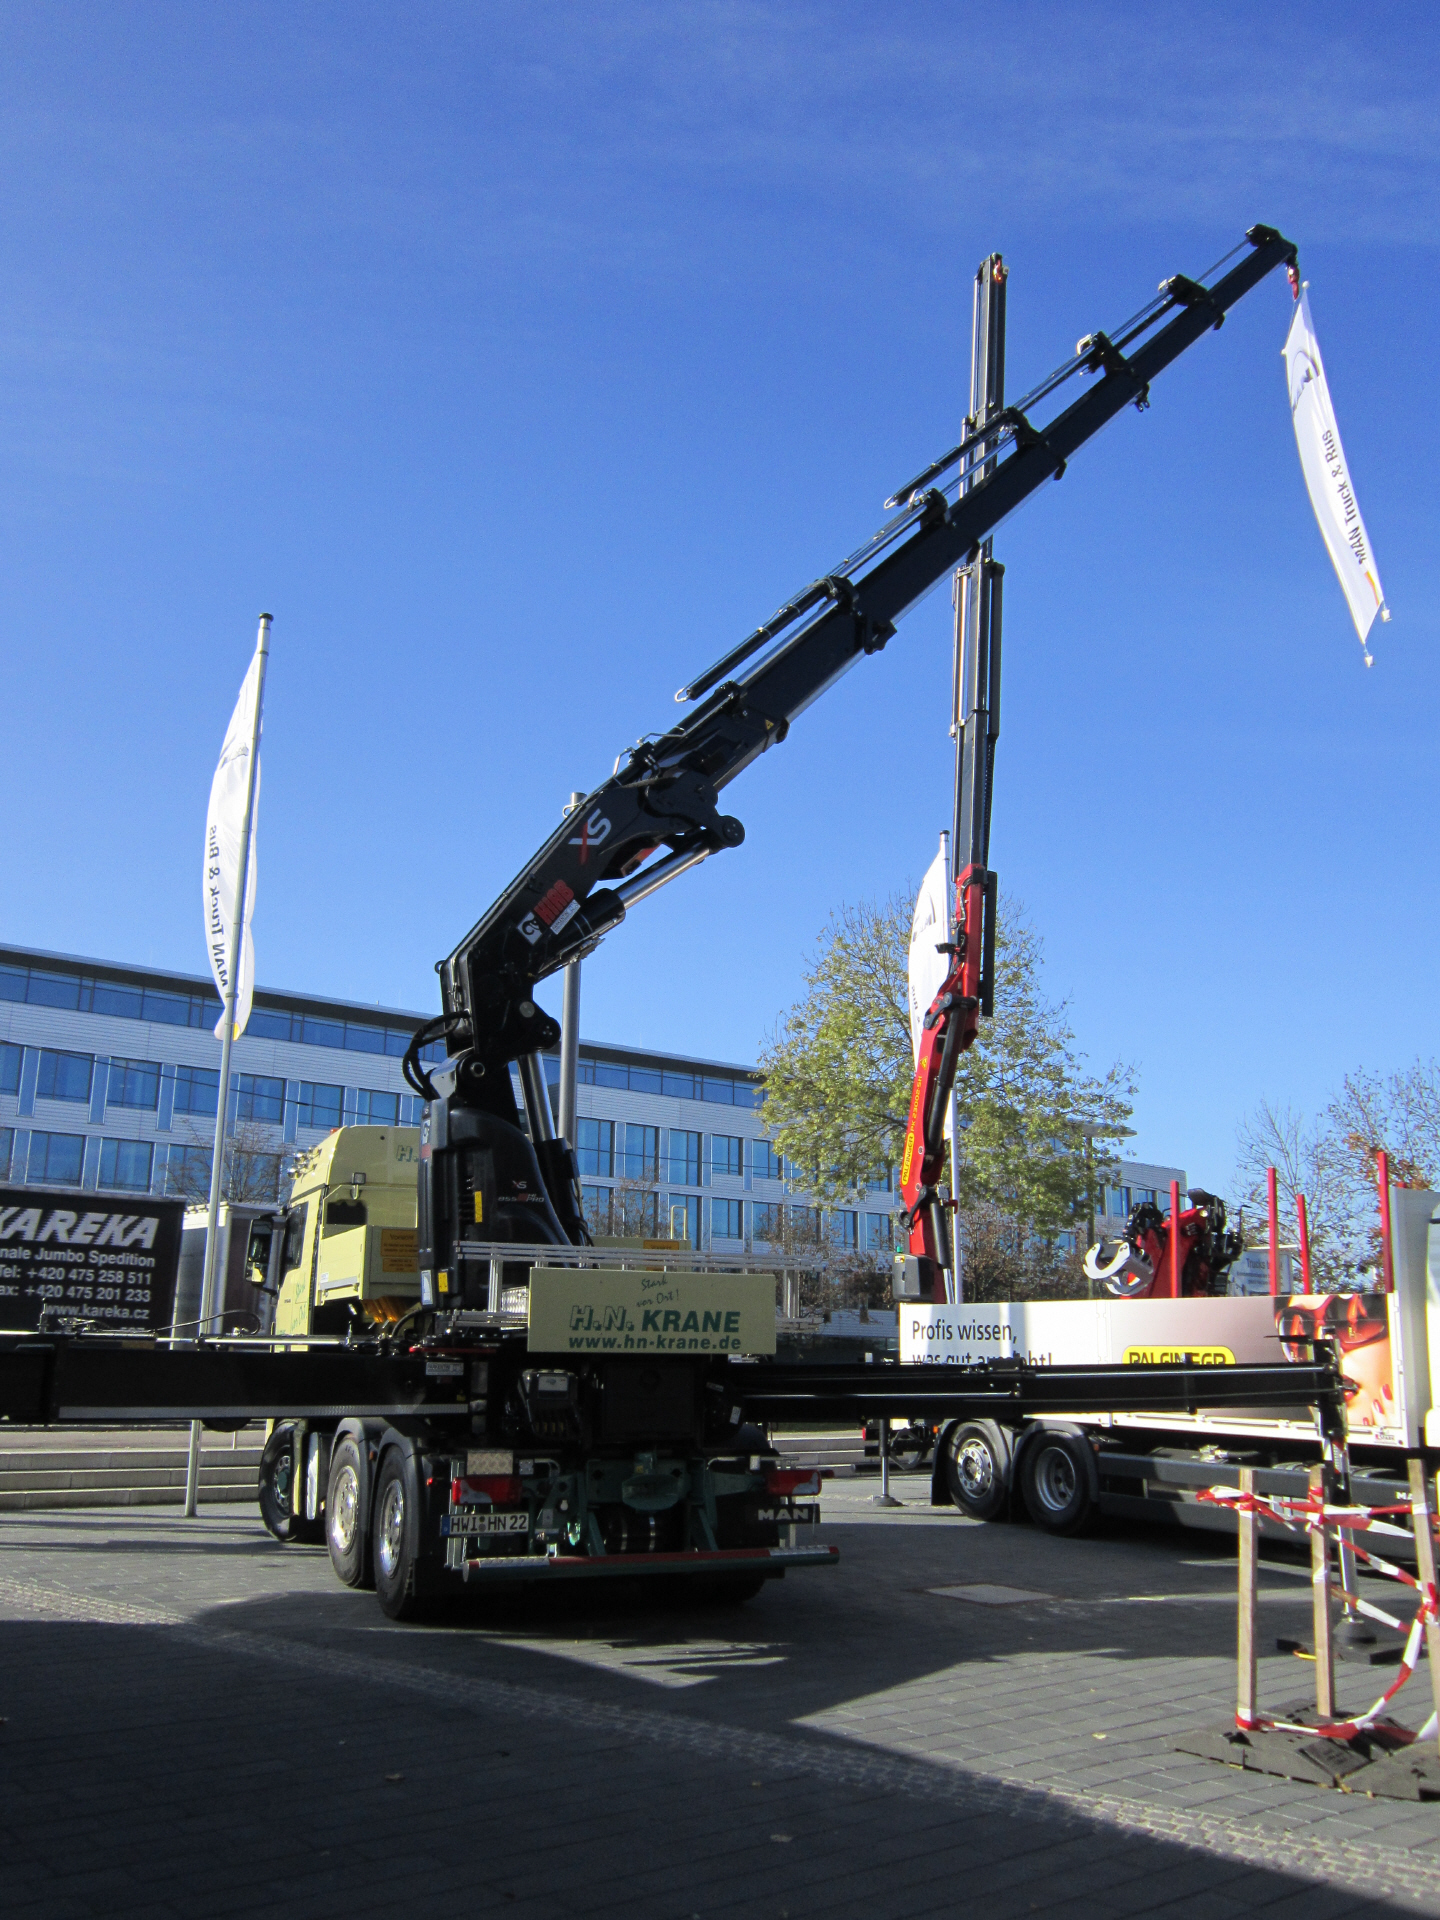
[{"left": 274, "top": 1126, "right": 422, "bottom": 1337}]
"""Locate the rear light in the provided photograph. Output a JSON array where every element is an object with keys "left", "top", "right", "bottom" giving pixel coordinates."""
[
  {"left": 765, "top": 1469, "right": 821, "bottom": 1497},
  {"left": 451, "top": 1474, "right": 524, "bottom": 1505}
]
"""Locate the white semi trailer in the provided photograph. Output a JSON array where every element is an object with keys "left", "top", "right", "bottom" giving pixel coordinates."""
[{"left": 911, "top": 1188, "right": 1438, "bottom": 1538}]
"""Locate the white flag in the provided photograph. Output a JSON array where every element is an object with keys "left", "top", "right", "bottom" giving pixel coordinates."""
[
  {"left": 1284, "top": 288, "right": 1389, "bottom": 663},
  {"left": 907, "top": 850, "right": 950, "bottom": 1065},
  {"left": 203, "top": 649, "right": 263, "bottom": 1040}
]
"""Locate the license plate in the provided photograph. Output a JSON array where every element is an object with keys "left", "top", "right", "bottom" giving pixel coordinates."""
[{"left": 443, "top": 1509, "right": 529, "bottom": 1537}]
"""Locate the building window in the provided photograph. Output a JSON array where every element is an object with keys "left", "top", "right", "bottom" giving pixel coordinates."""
[
  {"left": 1134, "top": 1187, "right": 1157, "bottom": 1208},
  {"left": 107, "top": 1059, "right": 161, "bottom": 1111},
  {"left": 581, "top": 1184, "right": 613, "bottom": 1235},
  {"left": 295, "top": 1082, "right": 343, "bottom": 1131},
  {"left": 571, "top": 1054, "right": 761, "bottom": 1108},
  {"left": 166, "top": 1145, "right": 212, "bottom": 1196},
  {"left": 831, "top": 1210, "right": 858, "bottom": 1249},
  {"left": 577, "top": 1118, "right": 614, "bottom": 1178},
  {"left": 668, "top": 1129, "right": 701, "bottom": 1187},
  {"left": 713, "top": 1198, "right": 743, "bottom": 1240},
  {"left": 233, "top": 1074, "right": 285, "bottom": 1125},
  {"left": 36, "top": 1050, "right": 94, "bottom": 1103},
  {"left": 666, "top": 1195, "right": 701, "bottom": 1247},
  {"left": 753, "top": 1139, "right": 784, "bottom": 1182},
  {"left": 621, "top": 1124, "right": 660, "bottom": 1181},
  {"left": 0, "top": 1042, "right": 20, "bottom": 1096},
  {"left": 865, "top": 1212, "right": 893, "bottom": 1251},
  {"left": 173, "top": 1065, "right": 219, "bottom": 1117},
  {"left": 356, "top": 1089, "right": 400, "bottom": 1126},
  {"left": 0, "top": 1127, "right": 12, "bottom": 1177},
  {"left": 712, "top": 1135, "right": 743, "bottom": 1179},
  {"left": 100, "top": 1139, "right": 154, "bottom": 1193},
  {"left": 1106, "top": 1186, "right": 1131, "bottom": 1218},
  {"left": 28, "top": 1131, "right": 84, "bottom": 1184},
  {"left": 752, "top": 1201, "right": 782, "bottom": 1243},
  {"left": 865, "top": 1167, "right": 893, "bottom": 1195}
]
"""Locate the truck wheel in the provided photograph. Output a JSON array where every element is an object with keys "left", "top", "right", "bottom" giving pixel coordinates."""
[
  {"left": 1019, "top": 1432, "right": 1096, "bottom": 1537},
  {"left": 373, "top": 1451, "right": 423, "bottom": 1620},
  {"left": 326, "top": 1437, "right": 373, "bottom": 1589},
  {"left": 258, "top": 1425, "right": 323, "bottom": 1544},
  {"left": 945, "top": 1421, "right": 1012, "bottom": 1521}
]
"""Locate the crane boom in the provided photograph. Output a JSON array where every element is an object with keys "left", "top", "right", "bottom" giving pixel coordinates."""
[{"left": 409, "top": 224, "right": 1299, "bottom": 1286}]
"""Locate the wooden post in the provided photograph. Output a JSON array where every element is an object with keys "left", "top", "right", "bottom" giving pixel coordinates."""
[
  {"left": 1237, "top": 1466, "right": 1258, "bottom": 1729},
  {"left": 1309, "top": 1462, "right": 1335, "bottom": 1720},
  {"left": 1405, "top": 1458, "right": 1440, "bottom": 1759}
]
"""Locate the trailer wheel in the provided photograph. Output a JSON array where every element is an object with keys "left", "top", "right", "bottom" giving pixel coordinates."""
[
  {"left": 944, "top": 1421, "right": 1012, "bottom": 1521},
  {"left": 373, "top": 1451, "right": 422, "bottom": 1620},
  {"left": 1019, "top": 1432, "right": 1096, "bottom": 1537},
  {"left": 258, "top": 1425, "right": 323, "bottom": 1544},
  {"left": 326, "top": 1437, "right": 373, "bottom": 1589}
]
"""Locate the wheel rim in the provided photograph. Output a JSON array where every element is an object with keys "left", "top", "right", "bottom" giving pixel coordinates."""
[
  {"left": 377, "top": 1479, "right": 406, "bottom": 1579},
  {"left": 1033, "top": 1446, "right": 1076, "bottom": 1514},
  {"left": 330, "top": 1462, "right": 360, "bottom": 1556},
  {"left": 955, "top": 1438, "right": 995, "bottom": 1501}
]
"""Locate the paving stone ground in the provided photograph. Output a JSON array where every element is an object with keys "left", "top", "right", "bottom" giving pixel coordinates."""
[{"left": 3, "top": 1473, "right": 1439, "bottom": 1917}]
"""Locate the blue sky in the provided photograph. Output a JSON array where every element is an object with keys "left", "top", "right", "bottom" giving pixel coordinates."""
[{"left": 1, "top": 3, "right": 1435, "bottom": 1192}]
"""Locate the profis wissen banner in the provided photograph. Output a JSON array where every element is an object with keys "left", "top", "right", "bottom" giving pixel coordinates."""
[
  {"left": 1284, "top": 288, "right": 1390, "bottom": 664},
  {"left": 203, "top": 643, "right": 264, "bottom": 1040}
]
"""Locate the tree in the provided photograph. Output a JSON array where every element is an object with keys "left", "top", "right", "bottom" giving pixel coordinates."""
[
  {"left": 169, "top": 1119, "right": 293, "bottom": 1205},
  {"left": 1236, "top": 1061, "right": 1440, "bottom": 1289},
  {"left": 758, "top": 889, "right": 1134, "bottom": 1284}
]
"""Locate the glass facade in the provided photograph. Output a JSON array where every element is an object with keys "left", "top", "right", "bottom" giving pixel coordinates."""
[
  {"left": 355, "top": 1089, "right": 400, "bottom": 1125},
  {"left": 752, "top": 1201, "right": 782, "bottom": 1242},
  {"left": 173, "top": 1065, "right": 219, "bottom": 1116},
  {"left": 108, "top": 1059, "right": 161, "bottom": 1111},
  {"left": 577, "top": 1055, "right": 762, "bottom": 1109},
  {"left": 577, "top": 1118, "right": 614, "bottom": 1178},
  {"left": 620, "top": 1123, "right": 660, "bottom": 1181},
  {"left": 234, "top": 1074, "right": 285, "bottom": 1125},
  {"left": 712, "top": 1135, "right": 742, "bottom": 1178},
  {"left": 668, "top": 1129, "right": 701, "bottom": 1186},
  {"left": 0, "top": 959, "right": 442, "bottom": 1060},
  {"left": 752, "top": 1139, "right": 784, "bottom": 1182},
  {"left": 712, "top": 1197, "right": 743, "bottom": 1240},
  {"left": 296, "top": 1082, "right": 343, "bottom": 1131},
  {"left": 0, "top": 1043, "right": 20, "bottom": 1096},
  {"left": 36, "top": 1050, "right": 93, "bottom": 1102},
  {"left": 100, "top": 1138, "right": 154, "bottom": 1192},
  {"left": 28, "top": 1131, "right": 84, "bottom": 1184}
]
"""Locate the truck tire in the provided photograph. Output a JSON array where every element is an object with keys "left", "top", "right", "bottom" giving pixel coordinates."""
[
  {"left": 1018, "top": 1431, "right": 1096, "bottom": 1537},
  {"left": 944, "top": 1421, "right": 1012, "bottom": 1521},
  {"left": 326, "top": 1436, "right": 373, "bottom": 1589},
  {"left": 373, "top": 1449, "right": 424, "bottom": 1620},
  {"left": 258, "top": 1425, "right": 324, "bottom": 1544}
]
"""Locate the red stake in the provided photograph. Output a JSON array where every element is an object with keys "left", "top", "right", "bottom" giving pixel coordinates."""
[
  {"left": 1296, "top": 1193, "right": 1312, "bottom": 1293},
  {"left": 1378, "top": 1148, "right": 1394, "bottom": 1293},
  {"left": 1267, "top": 1165, "right": 1279, "bottom": 1296},
  {"left": 1170, "top": 1178, "right": 1181, "bottom": 1297}
]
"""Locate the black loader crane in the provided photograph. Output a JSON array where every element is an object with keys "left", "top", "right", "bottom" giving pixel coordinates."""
[{"left": 0, "top": 226, "right": 1343, "bottom": 1619}]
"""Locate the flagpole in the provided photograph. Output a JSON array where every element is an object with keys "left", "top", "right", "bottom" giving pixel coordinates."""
[{"left": 184, "top": 613, "right": 272, "bottom": 1518}]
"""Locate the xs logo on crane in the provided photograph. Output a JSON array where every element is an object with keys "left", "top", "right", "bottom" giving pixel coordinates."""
[{"left": 567, "top": 809, "right": 612, "bottom": 863}]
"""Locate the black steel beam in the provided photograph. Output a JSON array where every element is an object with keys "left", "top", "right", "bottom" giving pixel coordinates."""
[{"left": 730, "top": 1357, "right": 1342, "bottom": 1424}]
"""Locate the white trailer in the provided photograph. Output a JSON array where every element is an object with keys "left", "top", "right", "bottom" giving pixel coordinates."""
[{"left": 908, "top": 1188, "right": 1440, "bottom": 1538}]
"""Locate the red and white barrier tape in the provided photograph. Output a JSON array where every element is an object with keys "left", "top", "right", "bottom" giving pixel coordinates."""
[{"left": 1199, "top": 1482, "right": 1438, "bottom": 1743}]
